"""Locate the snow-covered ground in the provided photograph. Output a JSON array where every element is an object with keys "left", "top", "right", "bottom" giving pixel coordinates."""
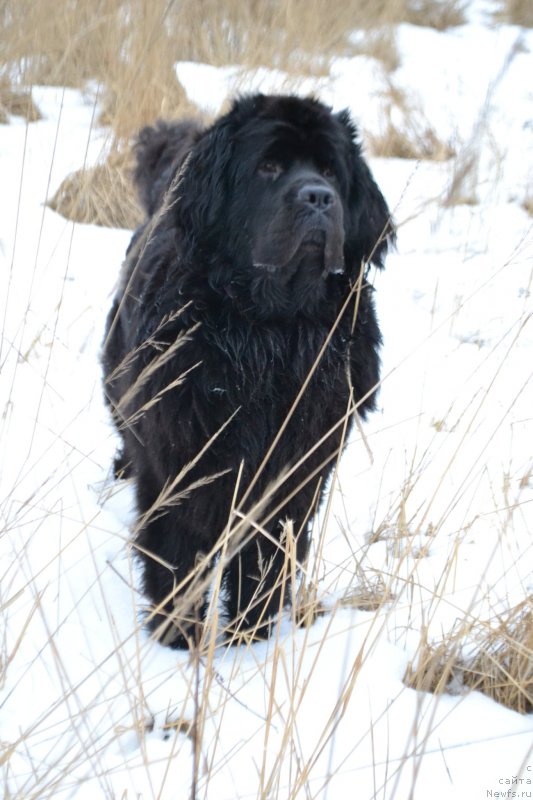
[{"left": 1, "top": 12, "right": 532, "bottom": 800}]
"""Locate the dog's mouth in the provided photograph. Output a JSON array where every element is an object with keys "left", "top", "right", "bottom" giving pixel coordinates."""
[
  {"left": 300, "top": 229, "right": 326, "bottom": 250},
  {"left": 253, "top": 223, "right": 345, "bottom": 276}
]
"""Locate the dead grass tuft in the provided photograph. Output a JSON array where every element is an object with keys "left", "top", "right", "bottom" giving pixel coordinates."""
[
  {"left": 47, "top": 146, "right": 143, "bottom": 229},
  {"left": 0, "top": 76, "right": 42, "bottom": 123},
  {"left": 522, "top": 196, "right": 533, "bottom": 216},
  {"left": 495, "top": 0, "right": 533, "bottom": 26},
  {"left": 340, "top": 575, "right": 393, "bottom": 612},
  {"left": 367, "top": 82, "right": 455, "bottom": 160},
  {"left": 404, "top": 0, "right": 467, "bottom": 30},
  {"left": 404, "top": 598, "right": 533, "bottom": 714},
  {"left": 368, "top": 120, "right": 455, "bottom": 160},
  {"left": 404, "top": 628, "right": 462, "bottom": 695}
]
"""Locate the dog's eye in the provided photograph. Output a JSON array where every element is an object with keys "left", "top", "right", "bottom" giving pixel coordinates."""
[
  {"left": 258, "top": 160, "right": 283, "bottom": 178},
  {"left": 320, "top": 164, "right": 335, "bottom": 179}
]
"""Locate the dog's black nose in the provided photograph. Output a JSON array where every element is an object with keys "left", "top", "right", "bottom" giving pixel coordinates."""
[{"left": 297, "top": 183, "right": 336, "bottom": 211}]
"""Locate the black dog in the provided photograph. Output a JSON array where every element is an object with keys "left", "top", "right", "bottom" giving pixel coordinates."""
[{"left": 102, "top": 94, "right": 394, "bottom": 648}]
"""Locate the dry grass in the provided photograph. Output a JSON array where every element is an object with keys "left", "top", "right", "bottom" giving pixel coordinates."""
[
  {"left": 368, "top": 118, "right": 455, "bottom": 160},
  {"left": 443, "top": 148, "right": 481, "bottom": 207},
  {"left": 351, "top": 27, "right": 402, "bottom": 72},
  {"left": 443, "top": 37, "right": 523, "bottom": 207},
  {"left": 47, "top": 145, "right": 143, "bottom": 229},
  {"left": 404, "top": 599, "right": 533, "bottom": 714},
  {"left": 367, "top": 82, "right": 455, "bottom": 161},
  {"left": 2, "top": 0, "right": 467, "bottom": 136},
  {"left": 3, "top": 0, "right": 125, "bottom": 86},
  {"left": 495, "top": 0, "right": 533, "bottom": 26},
  {"left": 0, "top": 76, "right": 41, "bottom": 123},
  {"left": 2, "top": 0, "right": 367, "bottom": 98},
  {"left": 522, "top": 196, "right": 533, "bottom": 216},
  {"left": 404, "top": 0, "right": 467, "bottom": 29}
]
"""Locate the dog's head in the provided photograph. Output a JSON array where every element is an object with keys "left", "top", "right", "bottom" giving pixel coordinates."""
[
  {"left": 171, "top": 95, "right": 394, "bottom": 310},
  {"left": 231, "top": 96, "right": 348, "bottom": 278}
]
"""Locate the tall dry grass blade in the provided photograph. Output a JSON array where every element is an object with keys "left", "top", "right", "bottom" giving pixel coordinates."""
[{"left": 444, "top": 37, "right": 523, "bottom": 207}]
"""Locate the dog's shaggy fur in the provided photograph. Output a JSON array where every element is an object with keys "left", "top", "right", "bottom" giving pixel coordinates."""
[{"left": 102, "top": 94, "right": 394, "bottom": 648}]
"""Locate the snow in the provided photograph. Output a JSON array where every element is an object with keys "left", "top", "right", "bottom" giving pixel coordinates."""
[{"left": 1, "top": 11, "right": 532, "bottom": 800}]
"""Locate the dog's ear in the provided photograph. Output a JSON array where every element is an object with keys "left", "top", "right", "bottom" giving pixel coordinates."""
[
  {"left": 133, "top": 120, "right": 204, "bottom": 216},
  {"left": 172, "top": 120, "right": 235, "bottom": 244},
  {"left": 337, "top": 109, "right": 395, "bottom": 273}
]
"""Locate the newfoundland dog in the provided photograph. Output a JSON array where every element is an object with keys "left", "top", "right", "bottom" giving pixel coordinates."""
[{"left": 102, "top": 94, "right": 394, "bottom": 648}]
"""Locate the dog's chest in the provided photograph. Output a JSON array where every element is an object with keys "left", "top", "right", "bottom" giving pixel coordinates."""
[{"left": 201, "top": 319, "right": 349, "bottom": 409}]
